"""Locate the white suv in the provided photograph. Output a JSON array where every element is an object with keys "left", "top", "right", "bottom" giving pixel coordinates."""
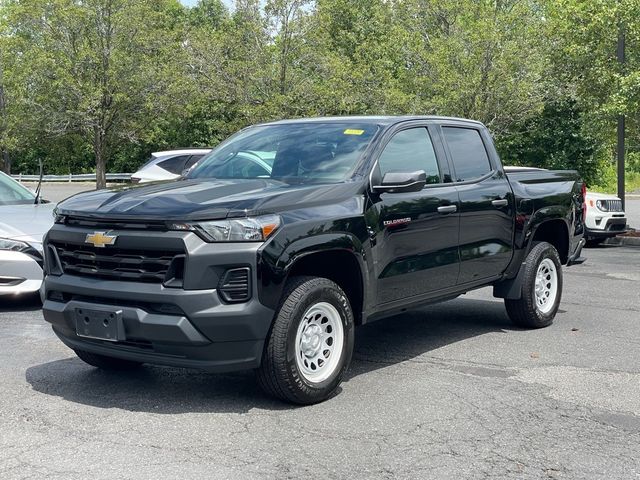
[
  {"left": 584, "top": 191, "right": 628, "bottom": 245},
  {"left": 131, "top": 148, "right": 211, "bottom": 183}
]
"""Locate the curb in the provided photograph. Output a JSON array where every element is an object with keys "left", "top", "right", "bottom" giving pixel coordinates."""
[{"left": 605, "top": 236, "right": 640, "bottom": 247}]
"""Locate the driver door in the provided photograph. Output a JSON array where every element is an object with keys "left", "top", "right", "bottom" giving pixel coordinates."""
[{"left": 366, "top": 125, "right": 460, "bottom": 306}]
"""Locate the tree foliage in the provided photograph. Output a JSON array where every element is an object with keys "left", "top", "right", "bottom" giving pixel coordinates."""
[{"left": 0, "top": 0, "right": 638, "bottom": 188}]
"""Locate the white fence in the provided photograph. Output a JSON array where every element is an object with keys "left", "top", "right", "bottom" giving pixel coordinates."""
[{"left": 11, "top": 173, "right": 132, "bottom": 182}]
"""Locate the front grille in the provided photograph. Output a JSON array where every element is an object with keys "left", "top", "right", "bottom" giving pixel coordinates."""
[
  {"left": 603, "top": 199, "right": 623, "bottom": 212},
  {"left": 608, "top": 222, "right": 627, "bottom": 232},
  {"left": 50, "top": 241, "right": 185, "bottom": 284},
  {"left": 47, "top": 291, "right": 186, "bottom": 316}
]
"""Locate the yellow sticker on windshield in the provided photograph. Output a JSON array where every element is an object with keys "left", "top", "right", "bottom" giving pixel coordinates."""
[{"left": 343, "top": 129, "right": 365, "bottom": 135}]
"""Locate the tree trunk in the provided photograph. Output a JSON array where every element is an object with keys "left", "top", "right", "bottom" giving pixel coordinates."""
[
  {"left": 94, "top": 127, "right": 107, "bottom": 189},
  {"left": 1, "top": 148, "right": 9, "bottom": 174},
  {"left": 278, "top": 10, "right": 290, "bottom": 96},
  {"left": 0, "top": 67, "right": 9, "bottom": 174}
]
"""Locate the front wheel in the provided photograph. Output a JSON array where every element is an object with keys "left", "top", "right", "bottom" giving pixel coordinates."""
[
  {"left": 257, "top": 276, "right": 355, "bottom": 404},
  {"left": 505, "top": 242, "right": 563, "bottom": 328}
]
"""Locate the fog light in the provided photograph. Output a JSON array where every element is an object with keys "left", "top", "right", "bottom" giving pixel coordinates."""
[{"left": 218, "top": 267, "right": 251, "bottom": 303}]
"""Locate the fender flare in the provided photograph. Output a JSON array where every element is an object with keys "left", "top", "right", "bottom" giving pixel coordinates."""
[
  {"left": 259, "top": 232, "right": 369, "bottom": 311},
  {"left": 496, "top": 215, "right": 570, "bottom": 300}
]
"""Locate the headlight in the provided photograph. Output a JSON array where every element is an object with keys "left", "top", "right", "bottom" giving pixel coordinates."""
[
  {"left": 0, "top": 238, "right": 32, "bottom": 252},
  {"left": 168, "top": 214, "right": 281, "bottom": 242},
  {"left": 595, "top": 200, "right": 608, "bottom": 212}
]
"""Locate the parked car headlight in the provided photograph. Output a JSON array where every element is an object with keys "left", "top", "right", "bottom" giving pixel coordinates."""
[
  {"left": 168, "top": 215, "right": 281, "bottom": 242},
  {"left": 595, "top": 200, "right": 608, "bottom": 212},
  {"left": 0, "top": 238, "right": 32, "bottom": 252}
]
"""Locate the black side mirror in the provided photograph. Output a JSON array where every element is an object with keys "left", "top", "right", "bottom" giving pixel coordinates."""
[{"left": 372, "top": 170, "right": 427, "bottom": 193}]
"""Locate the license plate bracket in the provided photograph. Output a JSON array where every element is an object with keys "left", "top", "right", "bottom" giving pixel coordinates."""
[{"left": 75, "top": 308, "right": 124, "bottom": 342}]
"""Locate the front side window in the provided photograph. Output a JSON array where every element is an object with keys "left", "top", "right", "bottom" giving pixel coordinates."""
[
  {"left": 377, "top": 128, "right": 440, "bottom": 184},
  {"left": 189, "top": 123, "right": 378, "bottom": 184},
  {"left": 0, "top": 172, "right": 35, "bottom": 205},
  {"left": 442, "top": 127, "right": 491, "bottom": 182}
]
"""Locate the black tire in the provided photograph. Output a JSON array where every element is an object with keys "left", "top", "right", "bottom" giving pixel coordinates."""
[
  {"left": 256, "top": 276, "right": 355, "bottom": 405},
  {"left": 74, "top": 349, "right": 142, "bottom": 370},
  {"left": 504, "top": 241, "right": 563, "bottom": 329}
]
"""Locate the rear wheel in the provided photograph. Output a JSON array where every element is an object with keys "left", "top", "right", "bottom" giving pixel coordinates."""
[
  {"left": 257, "top": 276, "right": 354, "bottom": 404},
  {"left": 74, "top": 349, "right": 142, "bottom": 370},
  {"left": 505, "top": 241, "right": 562, "bottom": 328}
]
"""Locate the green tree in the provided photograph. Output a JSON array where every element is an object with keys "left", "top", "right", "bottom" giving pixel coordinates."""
[
  {"left": 546, "top": 0, "right": 640, "bottom": 180},
  {"left": 497, "top": 98, "right": 601, "bottom": 185},
  {"left": 3, "top": 0, "right": 185, "bottom": 187}
]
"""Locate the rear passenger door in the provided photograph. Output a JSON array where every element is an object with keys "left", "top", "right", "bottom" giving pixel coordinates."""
[
  {"left": 440, "top": 125, "right": 515, "bottom": 284},
  {"left": 367, "top": 125, "right": 460, "bottom": 306}
]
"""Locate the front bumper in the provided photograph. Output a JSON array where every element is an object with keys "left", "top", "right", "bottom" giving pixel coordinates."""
[
  {"left": 42, "top": 227, "right": 276, "bottom": 372},
  {"left": 0, "top": 250, "right": 43, "bottom": 295},
  {"left": 585, "top": 217, "right": 628, "bottom": 239},
  {"left": 43, "top": 275, "right": 275, "bottom": 372}
]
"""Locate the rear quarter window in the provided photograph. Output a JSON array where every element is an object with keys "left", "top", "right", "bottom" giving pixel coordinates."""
[{"left": 158, "top": 155, "right": 190, "bottom": 174}]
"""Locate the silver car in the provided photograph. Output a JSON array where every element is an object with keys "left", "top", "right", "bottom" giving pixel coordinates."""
[
  {"left": 0, "top": 171, "right": 55, "bottom": 296},
  {"left": 131, "top": 149, "right": 211, "bottom": 183}
]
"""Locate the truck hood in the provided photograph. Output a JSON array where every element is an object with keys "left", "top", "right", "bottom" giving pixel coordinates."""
[
  {"left": 56, "top": 179, "right": 364, "bottom": 221},
  {"left": 0, "top": 203, "right": 56, "bottom": 244}
]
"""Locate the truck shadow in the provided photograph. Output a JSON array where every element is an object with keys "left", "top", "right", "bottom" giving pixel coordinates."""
[
  {"left": 25, "top": 297, "right": 515, "bottom": 414},
  {"left": 346, "top": 297, "right": 512, "bottom": 381}
]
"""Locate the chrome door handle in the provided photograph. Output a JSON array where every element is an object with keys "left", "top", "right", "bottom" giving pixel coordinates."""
[
  {"left": 491, "top": 199, "right": 508, "bottom": 207},
  {"left": 437, "top": 205, "right": 457, "bottom": 214}
]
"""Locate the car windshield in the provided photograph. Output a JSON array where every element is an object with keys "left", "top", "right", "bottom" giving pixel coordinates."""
[
  {"left": 189, "top": 123, "right": 379, "bottom": 184},
  {"left": 0, "top": 172, "right": 36, "bottom": 205}
]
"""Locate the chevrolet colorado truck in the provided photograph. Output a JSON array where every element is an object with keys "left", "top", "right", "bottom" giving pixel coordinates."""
[{"left": 42, "top": 116, "right": 586, "bottom": 404}]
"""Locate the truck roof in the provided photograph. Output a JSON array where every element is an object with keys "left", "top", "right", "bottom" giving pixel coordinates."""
[{"left": 263, "top": 115, "right": 484, "bottom": 127}]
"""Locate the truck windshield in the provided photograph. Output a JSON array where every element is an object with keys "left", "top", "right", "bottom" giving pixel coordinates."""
[
  {"left": 189, "top": 123, "right": 378, "bottom": 184},
  {"left": 0, "top": 172, "right": 36, "bottom": 205}
]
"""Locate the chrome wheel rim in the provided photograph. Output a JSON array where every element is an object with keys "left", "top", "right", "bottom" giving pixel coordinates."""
[
  {"left": 295, "top": 302, "right": 344, "bottom": 383},
  {"left": 535, "top": 258, "right": 558, "bottom": 314}
]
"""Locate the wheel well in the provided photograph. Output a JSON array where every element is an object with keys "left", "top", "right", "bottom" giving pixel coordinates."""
[
  {"left": 287, "top": 250, "right": 364, "bottom": 325},
  {"left": 531, "top": 220, "right": 569, "bottom": 264}
]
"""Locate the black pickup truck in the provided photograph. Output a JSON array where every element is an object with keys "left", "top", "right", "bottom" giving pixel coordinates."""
[{"left": 42, "top": 116, "right": 586, "bottom": 404}]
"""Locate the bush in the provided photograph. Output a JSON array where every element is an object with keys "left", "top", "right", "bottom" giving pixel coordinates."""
[{"left": 496, "top": 98, "right": 602, "bottom": 186}]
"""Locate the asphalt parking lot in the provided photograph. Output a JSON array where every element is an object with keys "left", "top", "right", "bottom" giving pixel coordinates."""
[{"left": 1, "top": 246, "right": 639, "bottom": 478}]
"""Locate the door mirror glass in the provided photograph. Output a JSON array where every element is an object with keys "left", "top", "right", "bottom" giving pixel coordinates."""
[{"left": 373, "top": 170, "right": 427, "bottom": 193}]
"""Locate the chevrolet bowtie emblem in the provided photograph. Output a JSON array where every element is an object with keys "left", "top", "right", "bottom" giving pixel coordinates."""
[{"left": 85, "top": 231, "right": 117, "bottom": 248}]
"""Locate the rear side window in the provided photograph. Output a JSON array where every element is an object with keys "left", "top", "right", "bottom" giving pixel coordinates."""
[
  {"left": 158, "top": 155, "right": 190, "bottom": 174},
  {"left": 442, "top": 127, "right": 491, "bottom": 182},
  {"left": 378, "top": 128, "right": 440, "bottom": 184}
]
